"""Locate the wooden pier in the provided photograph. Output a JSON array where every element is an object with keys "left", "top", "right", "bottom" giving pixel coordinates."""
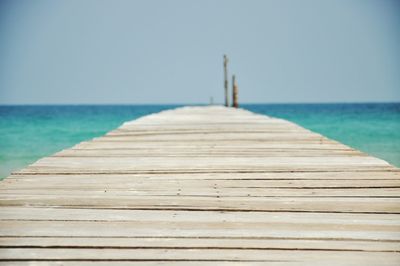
[{"left": 0, "top": 106, "right": 399, "bottom": 265}]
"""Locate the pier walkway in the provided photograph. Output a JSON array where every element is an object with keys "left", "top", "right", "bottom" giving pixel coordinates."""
[{"left": 0, "top": 106, "right": 399, "bottom": 265}]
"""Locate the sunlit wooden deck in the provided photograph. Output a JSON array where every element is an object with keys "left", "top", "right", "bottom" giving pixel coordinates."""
[{"left": 0, "top": 106, "right": 399, "bottom": 265}]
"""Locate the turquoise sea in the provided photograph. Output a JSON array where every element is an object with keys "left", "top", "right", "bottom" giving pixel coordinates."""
[{"left": 0, "top": 103, "right": 399, "bottom": 179}]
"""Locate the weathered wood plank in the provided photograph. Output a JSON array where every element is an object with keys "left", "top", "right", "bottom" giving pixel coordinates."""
[
  {"left": 7, "top": 171, "right": 400, "bottom": 180},
  {"left": 1, "top": 237, "right": 399, "bottom": 252},
  {"left": 1, "top": 248, "right": 400, "bottom": 266},
  {"left": 1, "top": 208, "right": 399, "bottom": 225}
]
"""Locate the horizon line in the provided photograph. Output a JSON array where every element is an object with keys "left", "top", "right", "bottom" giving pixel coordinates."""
[{"left": 0, "top": 101, "right": 399, "bottom": 106}]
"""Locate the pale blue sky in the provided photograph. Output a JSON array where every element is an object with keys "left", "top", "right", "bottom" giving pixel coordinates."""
[{"left": 0, "top": 0, "right": 399, "bottom": 104}]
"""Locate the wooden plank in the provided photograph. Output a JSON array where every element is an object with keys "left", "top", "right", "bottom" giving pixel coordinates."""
[
  {"left": 1, "top": 237, "right": 399, "bottom": 252},
  {"left": 1, "top": 208, "right": 399, "bottom": 225},
  {"left": 2, "top": 178, "right": 400, "bottom": 189},
  {"left": 1, "top": 248, "right": 400, "bottom": 265},
  {"left": 0, "top": 262, "right": 396, "bottom": 266},
  {"left": 1, "top": 188, "right": 400, "bottom": 197},
  {"left": 0, "top": 220, "right": 398, "bottom": 240},
  {"left": 7, "top": 171, "right": 400, "bottom": 180},
  {"left": 0, "top": 196, "right": 400, "bottom": 213}
]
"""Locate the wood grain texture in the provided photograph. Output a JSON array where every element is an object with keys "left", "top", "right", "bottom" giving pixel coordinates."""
[{"left": 0, "top": 106, "right": 399, "bottom": 265}]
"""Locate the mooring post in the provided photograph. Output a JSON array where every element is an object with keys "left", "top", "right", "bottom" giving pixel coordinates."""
[
  {"left": 232, "top": 75, "right": 238, "bottom": 108},
  {"left": 223, "top": 55, "right": 229, "bottom": 107}
]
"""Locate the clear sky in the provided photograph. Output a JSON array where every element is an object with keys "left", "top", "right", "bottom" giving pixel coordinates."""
[{"left": 0, "top": 0, "right": 399, "bottom": 104}]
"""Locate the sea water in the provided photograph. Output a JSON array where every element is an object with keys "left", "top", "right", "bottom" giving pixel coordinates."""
[
  {"left": 0, "top": 103, "right": 399, "bottom": 179},
  {"left": 244, "top": 103, "right": 400, "bottom": 168},
  {"left": 0, "top": 105, "right": 179, "bottom": 179}
]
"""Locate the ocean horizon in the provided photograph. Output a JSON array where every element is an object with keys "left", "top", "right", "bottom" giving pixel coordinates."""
[{"left": 1, "top": 102, "right": 399, "bottom": 179}]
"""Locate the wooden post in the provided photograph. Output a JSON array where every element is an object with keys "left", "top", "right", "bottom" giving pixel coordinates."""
[
  {"left": 223, "top": 55, "right": 229, "bottom": 107},
  {"left": 232, "top": 75, "right": 238, "bottom": 108}
]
